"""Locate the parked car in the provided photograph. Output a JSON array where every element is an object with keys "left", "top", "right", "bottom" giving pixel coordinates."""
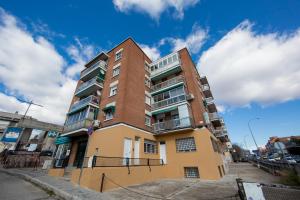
[{"left": 283, "top": 156, "right": 297, "bottom": 164}]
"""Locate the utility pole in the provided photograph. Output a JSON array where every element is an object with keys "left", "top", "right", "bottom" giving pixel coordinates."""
[
  {"left": 243, "top": 135, "right": 249, "bottom": 150},
  {"left": 14, "top": 98, "right": 43, "bottom": 150}
]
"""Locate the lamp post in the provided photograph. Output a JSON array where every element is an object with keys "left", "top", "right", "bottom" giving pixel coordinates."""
[
  {"left": 243, "top": 135, "right": 249, "bottom": 150},
  {"left": 248, "top": 118, "right": 260, "bottom": 154}
]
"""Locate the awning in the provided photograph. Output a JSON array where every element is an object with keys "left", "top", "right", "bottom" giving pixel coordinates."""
[
  {"left": 55, "top": 136, "right": 71, "bottom": 145},
  {"left": 151, "top": 105, "right": 178, "bottom": 115},
  {"left": 102, "top": 105, "right": 115, "bottom": 113}
]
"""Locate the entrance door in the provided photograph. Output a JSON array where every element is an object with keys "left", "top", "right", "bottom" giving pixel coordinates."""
[
  {"left": 123, "top": 138, "right": 132, "bottom": 165},
  {"left": 159, "top": 141, "right": 167, "bottom": 164},
  {"left": 134, "top": 137, "right": 140, "bottom": 165},
  {"left": 73, "top": 140, "right": 87, "bottom": 168}
]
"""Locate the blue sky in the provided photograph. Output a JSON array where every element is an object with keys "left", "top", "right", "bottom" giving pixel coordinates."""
[{"left": 0, "top": 0, "right": 300, "bottom": 149}]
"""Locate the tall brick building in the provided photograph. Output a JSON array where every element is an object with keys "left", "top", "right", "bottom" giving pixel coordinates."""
[{"left": 52, "top": 38, "right": 231, "bottom": 191}]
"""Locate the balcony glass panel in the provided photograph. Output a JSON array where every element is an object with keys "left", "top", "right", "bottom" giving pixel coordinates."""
[
  {"left": 152, "top": 94, "right": 186, "bottom": 110},
  {"left": 153, "top": 117, "right": 192, "bottom": 134},
  {"left": 151, "top": 75, "right": 184, "bottom": 93},
  {"left": 209, "top": 112, "right": 220, "bottom": 121},
  {"left": 69, "top": 95, "right": 99, "bottom": 114},
  {"left": 81, "top": 60, "right": 107, "bottom": 78},
  {"left": 75, "top": 77, "right": 103, "bottom": 95},
  {"left": 64, "top": 118, "right": 93, "bottom": 133},
  {"left": 150, "top": 53, "right": 180, "bottom": 77}
]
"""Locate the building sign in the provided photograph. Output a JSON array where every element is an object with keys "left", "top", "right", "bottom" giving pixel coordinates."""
[{"left": 1, "top": 127, "right": 22, "bottom": 142}]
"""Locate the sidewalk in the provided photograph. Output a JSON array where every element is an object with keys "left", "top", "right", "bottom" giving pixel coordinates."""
[{"left": 0, "top": 167, "right": 115, "bottom": 200}]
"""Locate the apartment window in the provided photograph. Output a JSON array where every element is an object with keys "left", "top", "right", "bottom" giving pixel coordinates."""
[
  {"left": 184, "top": 167, "right": 199, "bottom": 178},
  {"left": 104, "top": 110, "right": 113, "bottom": 120},
  {"left": 145, "top": 78, "right": 150, "bottom": 88},
  {"left": 113, "top": 67, "right": 120, "bottom": 77},
  {"left": 144, "top": 139, "right": 157, "bottom": 154},
  {"left": 115, "top": 50, "right": 123, "bottom": 61},
  {"left": 145, "top": 95, "right": 151, "bottom": 105},
  {"left": 145, "top": 62, "right": 150, "bottom": 72},
  {"left": 176, "top": 137, "right": 196, "bottom": 152},
  {"left": 211, "top": 137, "right": 220, "bottom": 153},
  {"left": 145, "top": 115, "right": 151, "bottom": 126},
  {"left": 110, "top": 85, "right": 118, "bottom": 96},
  {"left": 153, "top": 86, "right": 184, "bottom": 103}
]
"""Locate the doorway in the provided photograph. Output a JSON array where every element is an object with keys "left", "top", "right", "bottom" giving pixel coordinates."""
[
  {"left": 159, "top": 141, "right": 167, "bottom": 164},
  {"left": 73, "top": 140, "right": 87, "bottom": 168}
]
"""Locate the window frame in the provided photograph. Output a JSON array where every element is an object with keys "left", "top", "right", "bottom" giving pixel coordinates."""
[
  {"left": 145, "top": 115, "right": 151, "bottom": 127},
  {"left": 145, "top": 95, "right": 151, "bottom": 105},
  {"left": 112, "top": 66, "right": 120, "bottom": 77},
  {"left": 176, "top": 137, "right": 197, "bottom": 152},
  {"left": 104, "top": 110, "right": 113, "bottom": 121},
  {"left": 144, "top": 139, "right": 157, "bottom": 154},
  {"left": 109, "top": 85, "right": 118, "bottom": 97}
]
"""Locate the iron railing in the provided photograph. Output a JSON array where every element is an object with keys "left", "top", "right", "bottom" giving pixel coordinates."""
[
  {"left": 69, "top": 95, "right": 99, "bottom": 114},
  {"left": 209, "top": 112, "right": 220, "bottom": 121},
  {"left": 75, "top": 76, "right": 103, "bottom": 95},
  {"left": 151, "top": 75, "right": 184, "bottom": 93},
  {"left": 202, "top": 84, "right": 210, "bottom": 91},
  {"left": 90, "top": 156, "right": 163, "bottom": 167},
  {"left": 153, "top": 117, "right": 193, "bottom": 134},
  {"left": 152, "top": 94, "right": 186, "bottom": 110},
  {"left": 64, "top": 118, "right": 93, "bottom": 133},
  {"left": 205, "top": 97, "right": 214, "bottom": 105},
  {"left": 81, "top": 60, "right": 107, "bottom": 78}
]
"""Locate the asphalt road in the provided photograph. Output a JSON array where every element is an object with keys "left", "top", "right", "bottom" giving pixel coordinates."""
[{"left": 0, "top": 171, "right": 59, "bottom": 200}]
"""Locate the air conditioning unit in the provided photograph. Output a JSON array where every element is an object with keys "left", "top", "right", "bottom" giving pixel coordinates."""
[
  {"left": 93, "top": 120, "right": 100, "bottom": 128},
  {"left": 186, "top": 94, "right": 194, "bottom": 101}
]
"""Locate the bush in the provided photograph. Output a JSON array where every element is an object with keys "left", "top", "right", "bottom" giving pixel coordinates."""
[{"left": 280, "top": 169, "right": 300, "bottom": 186}]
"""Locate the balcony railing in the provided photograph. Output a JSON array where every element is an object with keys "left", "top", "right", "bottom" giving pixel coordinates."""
[
  {"left": 152, "top": 94, "right": 186, "bottom": 110},
  {"left": 151, "top": 75, "right": 184, "bottom": 93},
  {"left": 64, "top": 118, "right": 93, "bottom": 133},
  {"left": 205, "top": 97, "right": 214, "bottom": 105},
  {"left": 151, "top": 53, "right": 181, "bottom": 77},
  {"left": 202, "top": 84, "right": 210, "bottom": 91},
  {"left": 81, "top": 60, "right": 107, "bottom": 78},
  {"left": 75, "top": 77, "right": 103, "bottom": 95},
  {"left": 153, "top": 117, "right": 193, "bottom": 134},
  {"left": 69, "top": 95, "right": 99, "bottom": 114},
  {"left": 209, "top": 112, "right": 220, "bottom": 121}
]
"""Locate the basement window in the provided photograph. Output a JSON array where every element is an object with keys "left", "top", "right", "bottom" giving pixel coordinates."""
[
  {"left": 184, "top": 167, "right": 199, "bottom": 178},
  {"left": 176, "top": 137, "right": 196, "bottom": 152}
]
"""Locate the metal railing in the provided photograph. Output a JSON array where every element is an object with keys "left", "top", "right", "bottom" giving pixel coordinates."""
[
  {"left": 64, "top": 118, "right": 93, "bottom": 133},
  {"left": 75, "top": 77, "right": 103, "bottom": 95},
  {"left": 205, "top": 97, "right": 214, "bottom": 105},
  {"left": 202, "top": 84, "right": 210, "bottom": 91},
  {"left": 69, "top": 95, "right": 99, "bottom": 113},
  {"left": 152, "top": 94, "right": 186, "bottom": 110},
  {"left": 81, "top": 60, "right": 107, "bottom": 78},
  {"left": 153, "top": 117, "right": 193, "bottom": 134},
  {"left": 150, "top": 53, "right": 181, "bottom": 77},
  {"left": 89, "top": 156, "right": 163, "bottom": 167},
  {"left": 151, "top": 75, "right": 184, "bottom": 93},
  {"left": 209, "top": 112, "right": 220, "bottom": 121}
]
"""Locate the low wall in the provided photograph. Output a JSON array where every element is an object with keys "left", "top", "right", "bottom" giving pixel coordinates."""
[
  {"left": 48, "top": 168, "right": 65, "bottom": 177},
  {"left": 71, "top": 165, "right": 167, "bottom": 192}
]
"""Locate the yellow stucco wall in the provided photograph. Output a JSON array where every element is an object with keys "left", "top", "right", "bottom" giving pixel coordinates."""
[
  {"left": 69, "top": 124, "right": 225, "bottom": 191},
  {"left": 48, "top": 168, "right": 65, "bottom": 177}
]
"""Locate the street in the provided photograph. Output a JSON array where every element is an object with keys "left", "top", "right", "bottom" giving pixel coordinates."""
[{"left": 0, "top": 171, "right": 59, "bottom": 200}]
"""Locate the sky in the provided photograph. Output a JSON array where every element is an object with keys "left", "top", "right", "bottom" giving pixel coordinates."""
[{"left": 0, "top": 0, "right": 300, "bottom": 149}]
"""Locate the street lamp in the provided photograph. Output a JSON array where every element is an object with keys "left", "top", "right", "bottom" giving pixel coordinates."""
[
  {"left": 243, "top": 135, "right": 249, "bottom": 150},
  {"left": 248, "top": 118, "right": 260, "bottom": 153}
]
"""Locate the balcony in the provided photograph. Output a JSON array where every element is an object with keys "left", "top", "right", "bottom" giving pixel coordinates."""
[
  {"left": 153, "top": 117, "right": 193, "bottom": 134},
  {"left": 75, "top": 77, "right": 104, "bottom": 98},
  {"left": 205, "top": 97, "right": 217, "bottom": 113},
  {"left": 152, "top": 94, "right": 186, "bottom": 111},
  {"left": 63, "top": 118, "right": 93, "bottom": 135},
  {"left": 202, "top": 84, "right": 212, "bottom": 98},
  {"left": 200, "top": 76, "right": 208, "bottom": 85},
  {"left": 68, "top": 95, "right": 99, "bottom": 114},
  {"left": 150, "top": 53, "right": 182, "bottom": 81},
  {"left": 80, "top": 60, "right": 107, "bottom": 81},
  {"left": 209, "top": 112, "right": 222, "bottom": 127},
  {"left": 151, "top": 75, "right": 184, "bottom": 95}
]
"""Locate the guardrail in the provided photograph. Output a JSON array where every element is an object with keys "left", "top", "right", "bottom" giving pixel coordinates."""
[
  {"left": 64, "top": 118, "right": 93, "bottom": 133},
  {"left": 81, "top": 60, "right": 107, "bottom": 78},
  {"left": 69, "top": 95, "right": 99, "bottom": 114},
  {"left": 75, "top": 76, "right": 103, "bottom": 95}
]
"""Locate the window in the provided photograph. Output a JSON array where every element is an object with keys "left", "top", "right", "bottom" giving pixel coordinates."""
[
  {"left": 145, "top": 115, "right": 151, "bottom": 126},
  {"left": 145, "top": 62, "right": 150, "bottom": 72},
  {"left": 110, "top": 85, "right": 118, "bottom": 96},
  {"left": 211, "top": 137, "right": 220, "bottom": 153},
  {"left": 176, "top": 137, "right": 196, "bottom": 152},
  {"left": 115, "top": 50, "right": 122, "bottom": 61},
  {"left": 184, "top": 167, "right": 199, "bottom": 178},
  {"left": 105, "top": 110, "right": 113, "bottom": 120},
  {"left": 145, "top": 95, "right": 151, "bottom": 105},
  {"left": 113, "top": 67, "right": 120, "bottom": 77},
  {"left": 145, "top": 78, "right": 150, "bottom": 88},
  {"left": 144, "top": 139, "right": 157, "bottom": 154}
]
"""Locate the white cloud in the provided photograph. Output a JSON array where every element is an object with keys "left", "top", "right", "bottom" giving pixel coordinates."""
[
  {"left": 163, "top": 24, "right": 208, "bottom": 54},
  {"left": 112, "top": 0, "right": 200, "bottom": 20},
  {"left": 0, "top": 8, "right": 95, "bottom": 124},
  {"left": 139, "top": 44, "right": 161, "bottom": 60},
  {"left": 198, "top": 20, "right": 300, "bottom": 109}
]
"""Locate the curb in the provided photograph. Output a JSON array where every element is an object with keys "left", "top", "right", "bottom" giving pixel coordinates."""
[{"left": 0, "top": 168, "right": 80, "bottom": 200}]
